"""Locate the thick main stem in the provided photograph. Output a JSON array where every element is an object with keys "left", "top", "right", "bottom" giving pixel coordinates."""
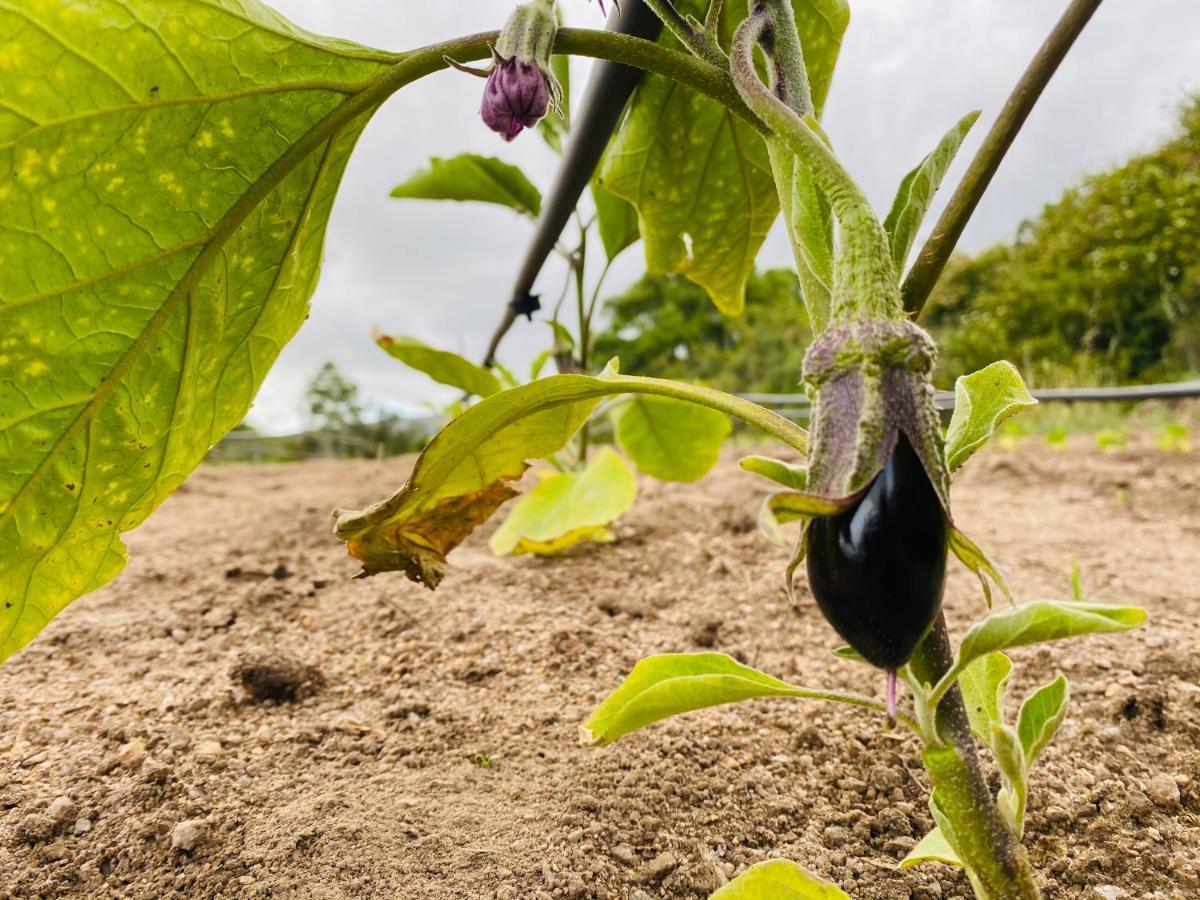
[{"left": 911, "top": 615, "right": 1040, "bottom": 898}]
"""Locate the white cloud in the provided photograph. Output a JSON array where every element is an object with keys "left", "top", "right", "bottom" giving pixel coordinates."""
[{"left": 246, "top": 0, "right": 1200, "bottom": 432}]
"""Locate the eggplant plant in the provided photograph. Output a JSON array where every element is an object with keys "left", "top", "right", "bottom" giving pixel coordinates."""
[{"left": 0, "top": 0, "right": 1148, "bottom": 897}]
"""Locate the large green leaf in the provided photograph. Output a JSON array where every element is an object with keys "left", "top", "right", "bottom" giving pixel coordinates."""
[
  {"left": 956, "top": 651, "right": 1013, "bottom": 746},
  {"left": 335, "top": 363, "right": 807, "bottom": 587},
  {"left": 375, "top": 332, "right": 502, "bottom": 398},
  {"left": 884, "top": 111, "right": 980, "bottom": 273},
  {"left": 489, "top": 448, "right": 637, "bottom": 556},
  {"left": 0, "top": 0, "right": 401, "bottom": 664},
  {"left": 710, "top": 860, "right": 850, "bottom": 899},
  {"left": 1016, "top": 674, "right": 1069, "bottom": 768},
  {"left": 934, "top": 602, "right": 1145, "bottom": 703},
  {"left": 389, "top": 153, "right": 542, "bottom": 217},
  {"left": 581, "top": 652, "right": 835, "bottom": 747},
  {"left": 944, "top": 361, "right": 1037, "bottom": 471},
  {"left": 601, "top": 0, "right": 849, "bottom": 315},
  {"left": 613, "top": 396, "right": 731, "bottom": 482}
]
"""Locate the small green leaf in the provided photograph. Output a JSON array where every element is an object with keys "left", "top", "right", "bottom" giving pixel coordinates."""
[
  {"left": 760, "top": 490, "right": 855, "bottom": 546},
  {"left": 958, "top": 602, "right": 1146, "bottom": 670},
  {"left": 549, "top": 320, "right": 576, "bottom": 354},
  {"left": 710, "top": 860, "right": 850, "bottom": 899},
  {"left": 529, "top": 349, "right": 554, "bottom": 382},
  {"left": 489, "top": 448, "right": 637, "bottom": 556},
  {"left": 934, "top": 602, "right": 1145, "bottom": 708},
  {"left": 375, "top": 333, "right": 502, "bottom": 398},
  {"left": 957, "top": 652, "right": 1013, "bottom": 746},
  {"left": 991, "top": 722, "right": 1028, "bottom": 831},
  {"left": 390, "top": 154, "right": 542, "bottom": 217},
  {"left": 948, "top": 525, "right": 1012, "bottom": 607},
  {"left": 833, "top": 646, "right": 867, "bottom": 664},
  {"left": 1069, "top": 557, "right": 1084, "bottom": 601},
  {"left": 945, "top": 361, "right": 1037, "bottom": 471},
  {"left": 766, "top": 491, "right": 856, "bottom": 529},
  {"left": 613, "top": 396, "right": 732, "bottom": 482},
  {"left": 593, "top": 178, "right": 641, "bottom": 263},
  {"left": 884, "top": 110, "right": 980, "bottom": 273},
  {"left": 582, "top": 653, "right": 824, "bottom": 747},
  {"left": 900, "top": 827, "right": 963, "bottom": 870},
  {"left": 336, "top": 365, "right": 807, "bottom": 585},
  {"left": 1016, "top": 674, "right": 1069, "bottom": 768},
  {"left": 739, "top": 455, "right": 808, "bottom": 491}
]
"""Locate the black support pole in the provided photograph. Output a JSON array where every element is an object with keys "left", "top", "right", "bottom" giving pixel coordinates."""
[{"left": 483, "top": 1, "right": 664, "bottom": 366}]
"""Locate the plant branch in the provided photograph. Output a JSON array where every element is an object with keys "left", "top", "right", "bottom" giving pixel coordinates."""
[
  {"left": 901, "top": 0, "right": 1105, "bottom": 316},
  {"left": 642, "top": 0, "right": 725, "bottom": 64}
]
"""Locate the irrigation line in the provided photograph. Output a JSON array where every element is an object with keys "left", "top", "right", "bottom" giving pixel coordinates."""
[{"left": 741, "top": 380, "right": 1200, "bottom": 414}]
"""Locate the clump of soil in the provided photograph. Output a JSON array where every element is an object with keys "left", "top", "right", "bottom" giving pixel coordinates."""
[
  {"left": 231, "top": 652, "right": 325, "bottom": 704},
  {"left": 0, "top": 444, "right": 1197, "bottom": 899}
]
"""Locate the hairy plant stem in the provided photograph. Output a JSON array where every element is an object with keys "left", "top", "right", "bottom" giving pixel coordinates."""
[
  {"left": 901, "top": 0, "right": 1105, "bottom": 315},
  {"left": 911, "top": 616, "right": 1041, "bottom": 899},
  {"left": 641, "top": 0, "right": 726, "bottom": 64},
  {"left": 730, "top": 10, "right": 901, "bottom": 324}
]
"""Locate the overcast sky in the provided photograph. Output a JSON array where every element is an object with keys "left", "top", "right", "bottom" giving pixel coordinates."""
[{"left": 247, "top": 0, "right": 1200, "bottom": 433}]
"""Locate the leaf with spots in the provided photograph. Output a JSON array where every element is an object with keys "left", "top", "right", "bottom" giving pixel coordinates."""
[
  {"left": 0, "top": 0, "right": 408, "bottom": 663},
  {"left": 600, "top": 0, "right": 849, "bottom": 315}
]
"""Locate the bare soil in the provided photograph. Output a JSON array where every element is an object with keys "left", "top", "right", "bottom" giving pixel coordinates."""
[{"left": 1, "top": 443, "right": 1197, "bottom": 899}]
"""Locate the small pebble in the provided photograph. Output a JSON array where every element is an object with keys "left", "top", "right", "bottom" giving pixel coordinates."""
[
  {"left": 47, "top": 796, "right": 77, "bottom": 824},
  {"left": 1146, "top": 774, "right": 1180, "bottom": 810},
  {"left": 119, "top": 740, "right": 145, "bottom": 768},
  {"left": 194, "top": 740, "right": 223, "bottom": 762},
  {"left": 171, "top": 820, "right": 204, "bottom": 852},
  {"left": 73, "top": 818, "right": 92, "bottom": 835},
  {"left": 640, "top": 852, "right": 678, "bottom": 883}
]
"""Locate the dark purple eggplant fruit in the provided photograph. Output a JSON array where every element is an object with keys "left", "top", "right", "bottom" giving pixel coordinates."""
[{"left": 806, "top": 433, "right": 948, "bottom": 671}]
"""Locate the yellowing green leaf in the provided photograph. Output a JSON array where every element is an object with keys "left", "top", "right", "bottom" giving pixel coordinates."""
[
  {"left": 490, "top": 448, "right": 637, "bottom": 556},
  {"left": 884, "top": 111, "right": 980, "bottom": 274},
  {"left": 335, "top": 365, "right": 808, "bottom": 586},
  {"left": 375, "top": 332, "right": 502, "bottom": 398},
  {"left": 613, "top": 396, "right": 731, "bottom": 482},
  {"left": 390, "top": 154, "right": 542, "bottom": 217},
  {"left": 900, "top": 827, "right": 963, "bottom": 870},
  {"left": 581, "top": 652, "right": 834, "bottom": 747},
  {"left": 711, "top": 860, "right": 850, "bottom": 899},
  {"left": 945, "top": 361, "right": 1037, "bottom": 471},
  {"left": 739, "top": 455, "right": 808, "bottom": 491},
  {"left": 602, "top": 0, "right": 849, "bottom": 314},
  {"left": 0, "top": 0, "right": 401, "bottom": 664}
]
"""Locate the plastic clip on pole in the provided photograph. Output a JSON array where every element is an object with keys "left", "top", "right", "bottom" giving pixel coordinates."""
[{"left": 483, "top": 0, "right": 664, "bottom": 366}]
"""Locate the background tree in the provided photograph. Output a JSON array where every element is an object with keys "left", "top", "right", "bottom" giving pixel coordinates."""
[
  {"left": 926, "top": 94, "right": 1200, "bottom": 386},
  {"left": 304, "top": 362, "right": 366, "bottom": 432}
]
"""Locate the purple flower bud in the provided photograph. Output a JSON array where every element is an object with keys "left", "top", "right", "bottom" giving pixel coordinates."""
[{"left": 481, "top": 58, "right": 551, "bottom": 142}]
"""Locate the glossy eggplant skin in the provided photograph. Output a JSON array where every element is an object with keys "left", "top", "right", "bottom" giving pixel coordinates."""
[{"left": 805, "top": 433, "right": 948, "bottom": 670}]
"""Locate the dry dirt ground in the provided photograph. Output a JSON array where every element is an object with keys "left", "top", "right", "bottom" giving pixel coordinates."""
[{"left": 1, "top": 442, "right": 1197, "bottom": 899}]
